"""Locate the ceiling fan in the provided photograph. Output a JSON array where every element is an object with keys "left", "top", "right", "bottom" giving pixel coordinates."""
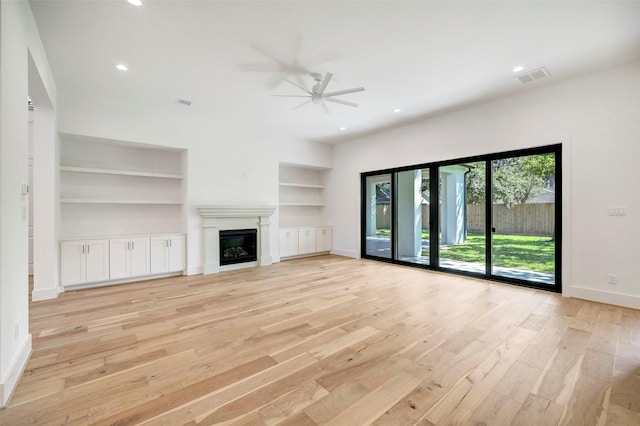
[{"left": 272, "top": 72, "right": 365, "bottom": 113}]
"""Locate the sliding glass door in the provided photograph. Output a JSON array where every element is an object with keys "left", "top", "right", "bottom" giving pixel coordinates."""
[
  {"left": 438, "top": 162, "right": 485, "bottom": 274},
  {"left": 363, "top": 174, "right": 392, "bottom": 258},
  {"left": 491, "top": 153, "right": 557, "bottom": 284},
  {"left": 361, "top": 145, "right": 561, "bottom": 292},
  {"left": 396, "top": 168, "right": 430, "bottom": 265}
]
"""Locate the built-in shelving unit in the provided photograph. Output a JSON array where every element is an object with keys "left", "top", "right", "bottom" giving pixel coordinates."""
[
  {"left": 278, "top": 163, "right": 332, "bottom": 258},
  {"left": 60, "top": 199, "right": 184, "bottom": 205},
  {"left": 279, "top": 202, "right": 326, "bottom": 207},
  {"left": 278, "top": 182, "right": 325, "bottom": 189},
  {"left": 278, "top": 163, "right": 330, "bottom": 227},
  {"left": 59, "top": 133, "right": 186, "bottom": 239},
  {"left": 59, "top": 166, "right": 183, "bottom": 180}
]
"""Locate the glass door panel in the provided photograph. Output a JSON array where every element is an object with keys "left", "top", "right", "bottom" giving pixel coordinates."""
[
  {"left": 439, "top": 162, "right": 486, "bottom": 273},
  {"left": 491, "top": 153, "right": 556, "bottom": 285},
  {"left": 364, "top": 174, "right": 392, "bottom": 258},
  {"left": 396, "top": 168, "right": 430, "bottom": 265}
]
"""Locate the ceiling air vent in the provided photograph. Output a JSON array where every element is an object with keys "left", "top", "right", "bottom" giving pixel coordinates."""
[
  {"left": 176, "top": 98, "right": 192, "bottom": 106},
  {"left": 515, "top": 67, "right": 550, "bottom": 84}
]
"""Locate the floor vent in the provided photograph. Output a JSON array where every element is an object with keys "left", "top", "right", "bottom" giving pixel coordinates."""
[
  {"left": 176, "top": 98, "right": 192, "bottom": 106},
  {"left": 515, "top": 67, "right": 550, "bottom": 84}
]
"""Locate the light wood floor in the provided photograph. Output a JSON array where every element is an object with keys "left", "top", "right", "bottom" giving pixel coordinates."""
[{"left": 2, "top": 255, "right": 639, "bottom": 425}]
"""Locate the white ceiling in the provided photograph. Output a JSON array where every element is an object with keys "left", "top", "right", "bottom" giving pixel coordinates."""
[{"left": 29, "top": 0, "right": 640, "bottom": 144}]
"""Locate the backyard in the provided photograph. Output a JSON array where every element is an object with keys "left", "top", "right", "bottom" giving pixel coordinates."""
[{"left": 375, "top": 230, "right": 554, "bottom": 273}]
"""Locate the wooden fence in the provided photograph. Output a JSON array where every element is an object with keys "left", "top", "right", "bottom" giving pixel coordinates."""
[
  {"left": 467, "top": 203, "right": 554, "bottom": 236},
  {"left": 376, "top": 202, "right": 554, "bottom": 236}
]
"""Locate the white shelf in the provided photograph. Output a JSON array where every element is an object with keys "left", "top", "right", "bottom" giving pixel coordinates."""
[
  {"left": 60, "top": 166, "right": 183, "bottom": 179},
  {"left": 61, "top": 199, "right": 183, "bottom": 205},
  {"left": 279, "top": 202, "right": 325, "bottom": 207},
  {"left": 279, "top": 182, "right": 325, "bottom": 189},
  {"left": 279, "top": 163, "right": 329, "bottom": 228}
]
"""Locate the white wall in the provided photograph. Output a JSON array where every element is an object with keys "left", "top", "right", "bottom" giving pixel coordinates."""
[
  {"left": 0, "top": 0, "right": 57, "bottom": 406},
  {"left": 327, "top": 60, "right": 640, "bottom": 310}
]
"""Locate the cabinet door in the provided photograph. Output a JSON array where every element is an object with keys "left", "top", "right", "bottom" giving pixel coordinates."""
[
  {"left": 109, "top": 238, "right": 131, "bottom": 280},
  {"left": 280, "top": 228, "right": 299, "bottom": 257},
  {"left": 130, "top": 237, "right": 151, "bottom": 277},
  {"left": 298, "top": 227, "right": 316, "bottom": 255},
  {"left": 167, "top": 236, "right": 185, "bottom": 272},
  {"left": 150, "top": 236, "right": 168, "bottom": 274},
  {"left": 85, "top": 239, "right": 109, "bottom": 283},
  {"left": 61, "top": 241, "right": 86, "bottom": 286},
  {"left": 316, "top": 227, "right": 332, "bottom": 252}
]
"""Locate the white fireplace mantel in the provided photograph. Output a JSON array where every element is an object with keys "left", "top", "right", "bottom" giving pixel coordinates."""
[{"left": 197, "top": 205, "right": 276, "bottom": 274}]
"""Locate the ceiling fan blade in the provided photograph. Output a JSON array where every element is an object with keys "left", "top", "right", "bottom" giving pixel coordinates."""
[
  {"left": 293, "top": 99, "right": 312, "bottom": 110},
  {"left": 316, "top": 72, "right": 333, "bottom": 96},
  {"left": 320, "top": 101, "right": 330, "bottom": 114},
  {"left": 271, "top": 94, "right": 312, "bottom": 98},
  {"left": 324, "top": 87, "right": 365, "bottom": 97},
  {"left": 284, "top": 79, "right": 312, "bottom": 95},
  {"left": 324, "top": 97, "right": 358, "bottom": 108}
]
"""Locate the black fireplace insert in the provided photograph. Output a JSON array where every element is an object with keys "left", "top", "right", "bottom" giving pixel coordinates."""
[{"left": 219, "top": 229, "right": 257, "bottom": 266}]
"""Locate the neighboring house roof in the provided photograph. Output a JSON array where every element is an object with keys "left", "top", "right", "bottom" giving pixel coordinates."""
[{"left": 526, "top": 189, "right": 555, "bottom": 204}]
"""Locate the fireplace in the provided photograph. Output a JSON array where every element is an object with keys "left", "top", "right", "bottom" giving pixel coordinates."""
[
  {"left": 197, "top": 205, "right": 276, "bottom": 274},
  {"left": 219, "top": 229, "right": 257, "bottom": 266}
]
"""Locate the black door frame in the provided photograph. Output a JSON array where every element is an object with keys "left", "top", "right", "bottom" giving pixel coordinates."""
[{"left": 360, "top": 144, "right": 562, "bottom": 293}]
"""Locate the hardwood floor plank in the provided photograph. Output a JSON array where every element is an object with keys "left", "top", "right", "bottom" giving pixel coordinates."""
[
  {"left": 324, "top": 371, "right": 421, "bottom": 425},
  {"left": 1, "top": 255, "right": 638, "bottom": 425},
  {"left": 512, "top": 393, "right": 565, "bottom": 426},
  {"left": 93, "top": 355, "right": 277, "bottom": 425},
  {"left": 559, "top": 373, "right": 610, "bottom": 425},
  {"left": 304, "top": 380, "right": 369, "bottom": 424}
]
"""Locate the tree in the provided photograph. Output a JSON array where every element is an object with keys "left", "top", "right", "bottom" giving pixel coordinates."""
[{"left": 465, "top": 154, "right": 555, "bottom": 208}]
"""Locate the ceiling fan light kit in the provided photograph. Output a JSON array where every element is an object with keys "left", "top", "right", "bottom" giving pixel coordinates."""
[{"left": 272, "top": 71, "right": 365, "bottom": 113}]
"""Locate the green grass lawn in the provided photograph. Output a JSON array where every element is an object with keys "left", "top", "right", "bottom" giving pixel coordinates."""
[
  {"left": 441, "top": 233, "right": 555, "bottom": 274},
  {"left": 375, "top": 229, "right": 554, "bottom": 273}
]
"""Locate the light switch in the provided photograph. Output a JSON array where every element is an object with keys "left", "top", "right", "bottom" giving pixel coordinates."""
[{"left": 607, "top": 207, "right": 626, "bottom": 216}]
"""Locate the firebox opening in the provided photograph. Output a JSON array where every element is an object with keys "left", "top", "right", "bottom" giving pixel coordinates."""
[{"left": 219, "top": 229, "right": 257, "bottom": 266}]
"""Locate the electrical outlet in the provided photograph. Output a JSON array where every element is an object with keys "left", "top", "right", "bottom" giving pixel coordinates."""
[{"left": 607, "top": 274, "right": 617, "bottom": 285}]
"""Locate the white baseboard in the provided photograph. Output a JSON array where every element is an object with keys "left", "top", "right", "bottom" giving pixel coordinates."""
[
  {"left": 1, "top": 334, "right": 32, "bottom": 407},
  {"left": 31, "top": 287, "right": 60, "bottom": 301},
  {"left": 568, "top": 285, "right": 640, "bottom": 310},
  {"left": 331, "top": 249, "right": 358, "bottom": 258},
  {"left": 63, "top": 272, "right": 183, "bottom": 291},
  {"left": 187, "top": 266, "right": 203, "bottom": 275}
]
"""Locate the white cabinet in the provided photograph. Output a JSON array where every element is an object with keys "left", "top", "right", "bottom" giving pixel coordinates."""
[
  {"left": 62, "top": 234, "right": 184, "bottom": 288},
  {"left": 109, "top": 237, "right": 150, "bottom": 280},
  {"left": 61, "top": 239, "right": 109, "bottom": 286},
  {"left": 298, "top": 227, "right": 317, "bottom": 255},
  {"left": 150, "top": 235, "right": 185, "bottom": 274},
  {"left": 279, "top": 226, "right": 331, "bottom": 259},
  {"left": 279, "top": 228, "right": 299, "bottom": 258},
  {"left": 316, "top": 227, "right": 332, "bottom": 252}
]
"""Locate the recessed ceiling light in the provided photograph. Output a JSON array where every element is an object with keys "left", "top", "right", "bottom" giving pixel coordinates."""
[
  {"left": 512, "top": 66, "right": 525, "bottom": 73},
  {"left": 339, "top": 127, "right": 346, "bottom": 131},
  {"left": 115, "top": 63, "right": 128, "bottom": 71},
  {"left": 127, "top": 0, "right": 142, "bottom": 6},
  {"left": 393, "top": 108, "right": 401, "bottom": 113}
]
